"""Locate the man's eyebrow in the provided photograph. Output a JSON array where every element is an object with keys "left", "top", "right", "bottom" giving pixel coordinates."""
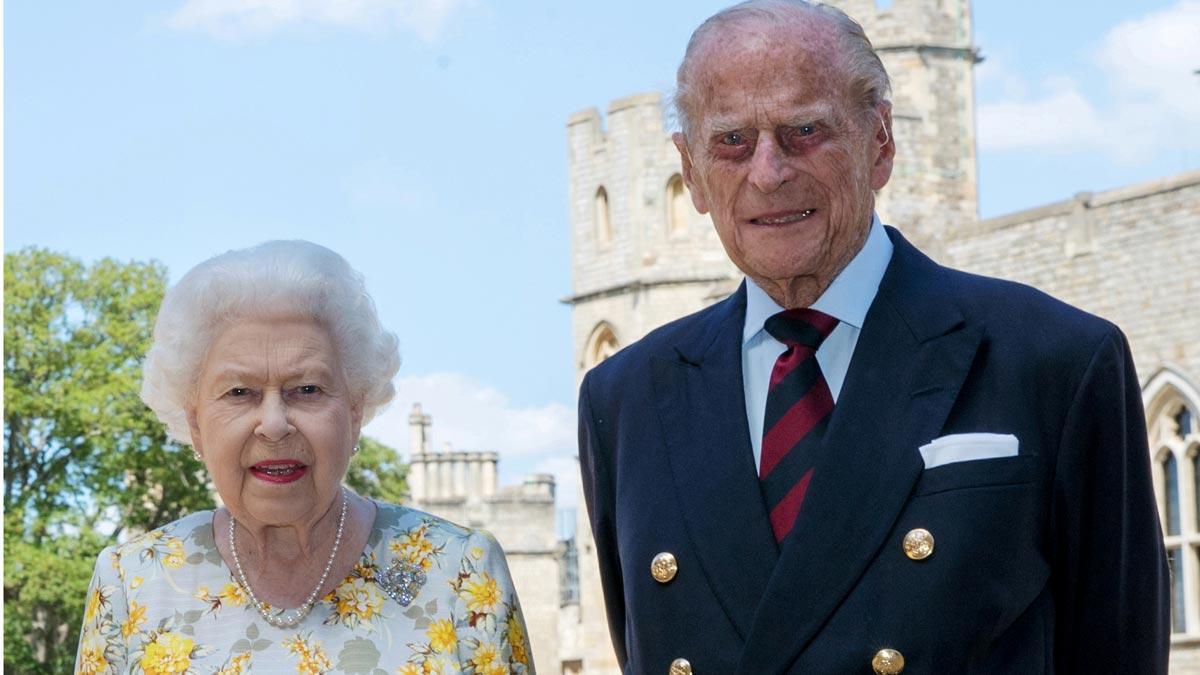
[{"left": 702, "top": 103, "right": 837, "bottom": 136}]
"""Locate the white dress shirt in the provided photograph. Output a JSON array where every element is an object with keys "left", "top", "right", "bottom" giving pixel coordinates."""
[{"left": 742, "top": 215, "right": 894, "bottom": 473}]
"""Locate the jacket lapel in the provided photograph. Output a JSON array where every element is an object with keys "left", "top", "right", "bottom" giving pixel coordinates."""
[
  {"left": 738, "top": 229, "right": 984, "bottom": 673},
  {"left": 652, "top": 282, "right": 780, "bottom": 639}
]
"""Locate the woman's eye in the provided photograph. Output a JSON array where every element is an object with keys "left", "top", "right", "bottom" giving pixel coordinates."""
[
  {"left": 228, "top": 387, "right": 249, "bottom": 397},
  {"left": 297, "top": 385, "right": 321, "bottom": 395},
  {"left": 721, "top": 131, "right": 745, "bottom": 146}
]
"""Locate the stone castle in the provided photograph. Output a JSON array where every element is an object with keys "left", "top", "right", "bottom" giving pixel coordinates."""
[{"left": 408, "top": 0, "right": 1198, "bottom": 673}]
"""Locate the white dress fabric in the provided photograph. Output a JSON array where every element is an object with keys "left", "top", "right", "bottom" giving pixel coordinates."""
[{"left": 74, "top": 501, "right": 533, "bottom": 674}]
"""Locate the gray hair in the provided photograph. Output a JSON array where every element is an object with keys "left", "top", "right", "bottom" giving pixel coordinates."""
[
  {"left": 674, "top": 0, "right": 892, "bottom": 138},
  {"left": 140, "top": 240, "right": 401, "bottom": 444}
]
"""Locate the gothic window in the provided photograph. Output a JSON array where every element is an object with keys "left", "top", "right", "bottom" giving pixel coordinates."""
[
  {"left": 1165, "top": 453, "right": 1181, "bottom": 536},
  {"left": 584, "top": 322, "right": 619, "bottom": 370},
  {"left": 595, "top": 187, "right": 612, "bottom": 247},
  {"left": 1144, "top": 369, "right": 1200, "bottom": 635},
  {"left": 667, "top": 174, "right": 690, "bottom": 235}
]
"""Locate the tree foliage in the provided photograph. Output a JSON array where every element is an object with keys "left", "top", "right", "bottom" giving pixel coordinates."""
[
  {"left": 4, "top": 249, "right": 214, "bottom": 673},
  {"left": 346, "top": 435, "right": 409, "bottom": 504},
  {"left": 4, "top": 249, "right": 213, "bottom": 537}
]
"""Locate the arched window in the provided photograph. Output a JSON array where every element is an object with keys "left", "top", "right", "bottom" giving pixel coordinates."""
[
  {"left": 584, "top": 322, "right": 619, "bottom": 370},
  {"left": 1164, "top": 453, "right": 1181, "bottom": 536},
  {"left": 666, "top": 174, "right": 690, "bottom": 235},
  {"left": 595, "top": 187, "right": 612, "bottom": 246},
  {"left": 1143, "top": 368, "right": 1200, "bottom": 635}
]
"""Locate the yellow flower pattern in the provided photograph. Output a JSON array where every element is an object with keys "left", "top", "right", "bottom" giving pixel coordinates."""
[
  {"left": 214, "top": 651, "right": 252, "bottom": 674},
  {"left": 283, "top": 634, "right": 334, "bottom": 674},
  {"left": 74, "top": 503, "right": 531, "bottom": 674},
  {"left": 461, "top": 572, "right": 501, "bottom": 615},
  {"left": 76, "top": 627, "right": 109, "bottom": 675},
  {"left": 331, "top": 577, "right": 385, "bottom": 629},
  {"left": 140, "top": 631, "right": 194, "bottom": 674},
  {"left": 120, "top": 600, "right": 147, "bottom": 638},
  {"left": 426, "top": 618, "right": 457, "bottom": 653}
]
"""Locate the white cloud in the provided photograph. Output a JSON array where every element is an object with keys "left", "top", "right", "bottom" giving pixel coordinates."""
[
  {"left": 362, "top": 372, "right": 578, "bottom": 504},
  {"left": 532, "top": 454, "right": 582, "bottom": 511},
  {"left": 977, "top": 84, "right": 1104, "bottom": 153},
  {"left": 166, "top": 0, "right": 475, "bottom": 41},
  {"left": 977, "top": 0, "right": 1200, "bottom": 163}
]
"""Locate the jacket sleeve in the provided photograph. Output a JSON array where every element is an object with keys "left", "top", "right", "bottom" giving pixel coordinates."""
[
  {"left": 1051, "top": 329, "right": 1169, "bottom": 673},
  {"left": 578, "top": 372, "right": 628, "bottom": 667}
]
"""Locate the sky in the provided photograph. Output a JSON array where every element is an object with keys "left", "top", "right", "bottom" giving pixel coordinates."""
[{"left": 6, "top": 0, "right": 1199, "bottom": 510}]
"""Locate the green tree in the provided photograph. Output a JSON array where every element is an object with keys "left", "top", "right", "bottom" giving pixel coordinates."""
[
  {"left": 345, "top": 435, "right": 409, "bottom": 504},
  {"left": 4, "top": 249, "right": 215, "bottom": 673}
]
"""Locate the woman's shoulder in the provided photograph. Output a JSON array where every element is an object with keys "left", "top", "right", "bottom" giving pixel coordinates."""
[
  {"left": 368, "top": 500, "right": 481, "bottom": 542},
  {"left": 110, "top": 510, "right": 215, "bottom": 561}
]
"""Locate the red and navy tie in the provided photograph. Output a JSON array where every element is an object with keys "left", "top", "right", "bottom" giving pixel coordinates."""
[{"left": 760, "top": 308, "right": 839, "bottom": 543}]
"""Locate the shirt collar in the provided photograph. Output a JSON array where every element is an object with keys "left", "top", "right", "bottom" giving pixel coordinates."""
[{"left": 743, "top": 213, "right": 894, "bottom": 344}]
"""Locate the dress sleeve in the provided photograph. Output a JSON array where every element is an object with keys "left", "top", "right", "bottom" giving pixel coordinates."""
[
  {"left": 1051, "top": 329, "right": 1170, "bottom": 673},
  {"left": 74, "top": 546, "right": 130, "bottom": 674},
  {"left": 450, "top": 529, "right": 534, "bottom": 674}
]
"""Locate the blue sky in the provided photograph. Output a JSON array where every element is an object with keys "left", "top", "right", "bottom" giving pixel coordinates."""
[{"left": 6, "top": 0, "right": 1198, "bottom": 506}]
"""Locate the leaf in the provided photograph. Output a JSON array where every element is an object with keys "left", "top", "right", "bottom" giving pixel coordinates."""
[
  {"left": 180, "top": 625, "right": 194, "bottom": 636},
  {"left": 424, "top": 599, "right": 437, "bottom": 614},
  {"left": 335, "top": 637, "right": 382, "bottom": 675},
  {"left": 245, "top": 623, "right": 259, "bottom": 639},
  {"left": 182, "top": 609, "right": 203, "bottom": 623},
  {"left": 186, "top": 552, "right": 204, "bottom": 564},
  {"left": 251, "top": 639, "right": 271, "bottom": 651},
  {"left": 414, "top": 617, "right": 429, "bottom": 630},
  {"left": 230, "top": 639, "right": 251, "bottom": 653},
  {"left": 403, "top": 606, "right": 424, "bottom": 619}
]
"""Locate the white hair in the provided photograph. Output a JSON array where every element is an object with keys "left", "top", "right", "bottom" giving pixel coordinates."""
[
  {"left": 140, "top": 240, "right": 401, "bottom": 445},
  {"left": 674, "top": 0, "right": 892, "bottom": 138}
]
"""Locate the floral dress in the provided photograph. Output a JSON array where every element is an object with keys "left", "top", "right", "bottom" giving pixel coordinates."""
[{"left": 74, "top": 502, "right": 533, "bottom": 674}]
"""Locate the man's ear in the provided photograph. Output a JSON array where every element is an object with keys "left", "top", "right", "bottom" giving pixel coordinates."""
[
  {"left": 673, "top": 132, "right": 710, "bottom": 214},
  {"left": 870, "top": 101, "right": 895, "bottom": 191}
]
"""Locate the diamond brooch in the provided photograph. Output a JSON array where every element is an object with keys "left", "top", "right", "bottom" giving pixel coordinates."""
[{"left": 376, "top": 558, "right": 426, "bottom": 606}]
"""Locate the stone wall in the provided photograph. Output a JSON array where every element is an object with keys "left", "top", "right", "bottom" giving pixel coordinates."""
[{"left": 943, "top": 172, "right": 1200, "bottom": 385}]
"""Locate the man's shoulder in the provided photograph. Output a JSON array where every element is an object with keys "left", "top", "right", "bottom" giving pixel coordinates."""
[
  {"left": 887, "top": 229, "right": 1119, "bottom": 349},
  {"left": 943, "top": 264, "right": 1117, "bottom": 342}
]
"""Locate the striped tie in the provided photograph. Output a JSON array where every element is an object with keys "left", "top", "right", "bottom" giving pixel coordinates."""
[{"left": 760, "top": 308, "right": 839, "bottom": 543}]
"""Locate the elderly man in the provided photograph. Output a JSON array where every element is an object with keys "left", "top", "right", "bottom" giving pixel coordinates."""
[{"left": 577, "top": 1, "right": 1169, "bottom": 673}]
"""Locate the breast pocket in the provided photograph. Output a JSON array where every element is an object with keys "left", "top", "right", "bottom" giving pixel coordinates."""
[{"left": 912, "top": 453, "right": 1039, "bottom": 496}]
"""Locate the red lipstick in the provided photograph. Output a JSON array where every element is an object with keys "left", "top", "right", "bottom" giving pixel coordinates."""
[{"left": 249, "top": 459, "right": 308, "bottom": 484}]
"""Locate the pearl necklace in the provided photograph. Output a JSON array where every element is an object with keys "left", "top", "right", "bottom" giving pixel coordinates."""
[{"left": 228, "top": 489, "right": 348, "bottom": 628}]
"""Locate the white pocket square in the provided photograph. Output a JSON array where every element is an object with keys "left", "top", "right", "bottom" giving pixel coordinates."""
[{"left": 919, "top": 433, "right": 1019, "bottom": 469}]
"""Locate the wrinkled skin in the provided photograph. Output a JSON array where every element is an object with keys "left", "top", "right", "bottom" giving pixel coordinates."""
[{"left": 674, "top": 16, "right": 895, "bottom": 308}]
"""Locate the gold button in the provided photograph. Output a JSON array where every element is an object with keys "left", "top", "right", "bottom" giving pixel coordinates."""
[
  {"left": 651, "top": 552, "right": 678, "bottom": 583},
  {"left": 872, "top": 648, "right": 905, "bottom": 674},
  {"left": 902, "top": 528, "right": 934, "bottom": 560},
  {"left": 669, "top": 657, "right": 693, "bottom": 675}
]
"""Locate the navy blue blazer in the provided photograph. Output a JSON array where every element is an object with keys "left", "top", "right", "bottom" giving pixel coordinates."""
[{"left": 578, "top": 228, "right": 1169, "bottom": 674}]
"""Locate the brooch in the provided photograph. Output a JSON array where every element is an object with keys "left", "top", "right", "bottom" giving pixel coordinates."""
[{"left": 376, "top": 558, "right": 427, "bottom": 607}]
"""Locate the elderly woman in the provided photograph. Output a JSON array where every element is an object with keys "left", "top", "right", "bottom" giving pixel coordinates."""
[{"left": 75, "top": 241, "right": 532, "bottom": 674}]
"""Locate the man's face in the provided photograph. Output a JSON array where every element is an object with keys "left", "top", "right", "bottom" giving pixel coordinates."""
[{"left": 674, "top": 21, "right": 894, "bottom": 300}]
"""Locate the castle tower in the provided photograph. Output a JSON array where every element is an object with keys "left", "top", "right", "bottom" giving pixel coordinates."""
[
  {"left": 843, "top": 0, "right": 980, "bottom": 253},
  {"left": 564, "top": 93, "right": 739, "bottom": 376}
]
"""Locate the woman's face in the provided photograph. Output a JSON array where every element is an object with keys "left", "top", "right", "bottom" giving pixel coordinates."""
[{"left": 187, "top": 316, "right": 361, "bottom": 530}]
